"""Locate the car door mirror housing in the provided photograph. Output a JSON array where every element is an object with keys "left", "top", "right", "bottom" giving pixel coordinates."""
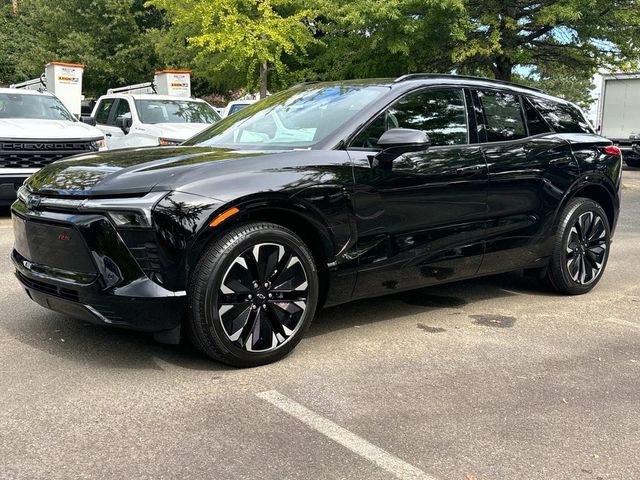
[
  {"left": 115, "top": 115, "right": 133, "bottom": 133},
  {"left": 80, "top": 116, "right": 97, "bottom": 126},
  {"left": 374, "top": 128, "right": 430, "bottom": 163}
]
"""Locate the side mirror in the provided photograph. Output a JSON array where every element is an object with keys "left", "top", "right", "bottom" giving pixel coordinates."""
[
  {"left": 80, "top": 116, "right": 97, "bottom": 126},
  {"left": 374, "top": 128, "right": 430, "bottom": 164},
  {"left": 115, "top": 115, "right": 133, "bottom": 133}
]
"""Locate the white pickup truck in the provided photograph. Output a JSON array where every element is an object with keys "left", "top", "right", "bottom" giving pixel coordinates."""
[
  {"left": 90, "top": 93, "right": 221, "bottom": 150},
  {"left": 0, "top": 88, "right": 106, "bottom": 204}
]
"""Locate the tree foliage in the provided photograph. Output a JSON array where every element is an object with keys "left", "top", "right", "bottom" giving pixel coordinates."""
[
  {"left": 0, "top": 0, "right": 162, "bottom": 96},
  {"left": 2, "top": 0, "right": 640, "bottom": 104},
  {"left": 148, "top": 0, "right": 318, "bottom": 96}
]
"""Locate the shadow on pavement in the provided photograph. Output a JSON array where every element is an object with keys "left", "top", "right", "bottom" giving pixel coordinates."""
[{"left": 307, "top": 270, "right": 554, "bottom": 337}]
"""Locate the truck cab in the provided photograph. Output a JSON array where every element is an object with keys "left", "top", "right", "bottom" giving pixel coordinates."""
[
  {"left": 91, "top": 94, "right": 221, "bottom": 150},
  {"left": 0, "top": 88, "right": 106, "bottom": 205}
]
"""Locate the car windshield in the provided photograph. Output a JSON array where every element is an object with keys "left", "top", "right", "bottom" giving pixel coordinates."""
[
  {"left": 0, "top": 92, "right": 75, "bottom": 121},
  {"left": 229, "top": 103, "right": 250, "bottom": 115},
  {"left": 184, "top": 84, "right": 389, "bottom": 149},
  {"left": 134, "top": 99, "right": 221, "bottom": 124}
]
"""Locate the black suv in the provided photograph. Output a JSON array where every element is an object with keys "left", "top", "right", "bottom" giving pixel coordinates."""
[{"left": 11, "top": 75, "right": 621, "bottom": 366}]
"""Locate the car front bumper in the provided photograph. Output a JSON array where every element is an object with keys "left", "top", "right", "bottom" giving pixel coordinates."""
[{"left": 11, "top": 202, "right": 185, "bottom": 333}]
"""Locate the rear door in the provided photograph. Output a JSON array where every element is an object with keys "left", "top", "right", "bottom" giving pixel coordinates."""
[
  {"left": 474, "top": 89, "right": 580, "bottom": 274},
  {"left": 347, "top": 87, "right": 489, "bottom": 297}
]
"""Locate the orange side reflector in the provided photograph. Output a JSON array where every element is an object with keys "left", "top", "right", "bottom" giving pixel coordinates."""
[{"left": 209, "top": 207, "right": 240, "bottom": 227}]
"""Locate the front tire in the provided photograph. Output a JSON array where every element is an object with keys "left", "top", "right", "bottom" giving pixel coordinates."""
[
  {"left": 188, "top": 222, "right": 319, "bottom": 367},
  {"left": 545, "top": 198, "right": 611, "bottom": 295}
]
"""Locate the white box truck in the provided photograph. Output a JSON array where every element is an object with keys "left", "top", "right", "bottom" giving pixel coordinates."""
[{"left": 596, "top": 73, "right": 640, "bottom": 167}]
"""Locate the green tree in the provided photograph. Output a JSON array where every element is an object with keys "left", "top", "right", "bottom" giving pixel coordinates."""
[
  {"left": 2, "top": 0, "right": 163, "bottom": 96},
  {"left": 309, "top": 0, "right": 640, "bottom": 106},
  {"left": 149, "top": 0, "right": 318, "bottom": 97}
]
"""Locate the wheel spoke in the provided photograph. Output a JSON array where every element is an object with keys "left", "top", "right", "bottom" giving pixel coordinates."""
[
  {"left": 219, "top": 302, "right": 252, "bottom": 341},
  {"left": 254, "top": 244, "right": 283, "bottom": 283},
  {"left": 567, "top": 256, "right": 580, "bottom": 281},
  {"left": 221, "top": 257, "right": 253, "bottom": 294}
]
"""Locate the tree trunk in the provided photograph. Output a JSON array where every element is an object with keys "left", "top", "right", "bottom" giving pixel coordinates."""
[
  {"left": 493, "top": 56, "right": 514, "bottom": 82},
  {"left": 259, "top": 61, "right": 268, "bottom": 99}
]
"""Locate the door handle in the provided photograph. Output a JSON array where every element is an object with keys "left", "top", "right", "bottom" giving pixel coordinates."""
[
  {"left": 105, "top": 133, "right": 112, "bottom": 137},
  {"left": 456, "top": 165, "right": 485, "bottom": 176},
  {"left": 549, "top": 158, "right": 573, "bottom": 167}
]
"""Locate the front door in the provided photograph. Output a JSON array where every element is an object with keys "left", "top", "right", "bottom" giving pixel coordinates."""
[
  {"left": 95, "top": 98, "right": 132, "bottom": 150},
  {"left": 347, "top": 87, "right": 489, "bottom": 298}
]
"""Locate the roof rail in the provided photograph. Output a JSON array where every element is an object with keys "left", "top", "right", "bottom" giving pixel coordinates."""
[
  {"left": 10, "top": 73, "right": 47, "bottom": 92},
  {"left": 107, "top": 81, "right": 157, "bottom": 95},
  {"left": 394, "top": 73, "right": 544, "bottom": 93}
]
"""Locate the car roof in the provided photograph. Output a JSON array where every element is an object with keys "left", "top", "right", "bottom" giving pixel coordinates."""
[
  {"left": 0, "top": 87, "right": 54, "bottom": 96},
  {"left": 297, "top": 74, "right": 568, "bottom": 105}
]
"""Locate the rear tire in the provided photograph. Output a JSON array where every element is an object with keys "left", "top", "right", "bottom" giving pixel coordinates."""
[
  {"left": 545, "top": 198, "right": 611, "bottom": 295},
  {"left": 188, "top": 222, "right": 319, "bottom": 367}
]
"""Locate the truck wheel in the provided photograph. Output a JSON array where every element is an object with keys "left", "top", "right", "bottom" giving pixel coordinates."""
[
  {"left": 545, "top": 198, "right": 611, "bottom": 295},
  {"left": 188, "top": 222, "right": 319, "bottom": 367}
]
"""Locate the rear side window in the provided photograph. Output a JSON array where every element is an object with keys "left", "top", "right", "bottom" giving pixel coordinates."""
[
  {"left": 477, "top": 90, "right": 527, "bottom": 142},
  {"left": 95, "top": 99, "right": 115, "bottom": 125},
  {"left": 523, "top": 98, "right": 552, "bottom": 136},
  {"left": 528, "top": 98, "right": 593, "bottom": 134}
]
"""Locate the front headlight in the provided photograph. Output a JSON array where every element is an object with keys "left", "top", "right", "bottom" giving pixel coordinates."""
[
  {"left": 84, "top": 192, "right": 168, "bottom": 228},
  {"left": 91, "top": 138, "right": 108, "bottom": 151},
  {"left": 158, "top": 137, "right": 183, "bottom": 147},
  {"left": 17, "top": 187, "right": 167, "bottom": 228}
]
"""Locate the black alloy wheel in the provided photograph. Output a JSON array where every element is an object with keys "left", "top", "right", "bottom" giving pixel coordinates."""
[
  {"left": 546, "top": 198, "right": 611, "bottom": 295},
  {"left": 188, "top": 222, "right": 319, "bottom": 366},
  {"left": 564, "top": 211, "right": 608, "bottom": 286},
  {"left": 217, "top": 242, "right": 309, "bottom": 352}
]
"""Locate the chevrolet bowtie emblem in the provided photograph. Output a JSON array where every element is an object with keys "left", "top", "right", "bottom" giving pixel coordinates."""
[{"left": 26, "top": 194, "right": 42, "bottom": 210}]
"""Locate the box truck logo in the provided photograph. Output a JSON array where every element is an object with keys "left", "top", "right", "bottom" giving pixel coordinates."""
[{"left": 57, "top": 67, "right": 80, "bottom": 85}]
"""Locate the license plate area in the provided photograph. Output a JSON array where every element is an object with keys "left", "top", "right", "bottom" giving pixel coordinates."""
[{"left": 12, "top": 214, "right": 97, "bottom": 274}]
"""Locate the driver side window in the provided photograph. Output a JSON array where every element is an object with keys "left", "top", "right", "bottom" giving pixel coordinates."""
[
  {"left": 351, "top": 88, "right": 468, "bottom": 148},
  {"left": 112, "top": 99, "right": 131, "bottom": 125}
]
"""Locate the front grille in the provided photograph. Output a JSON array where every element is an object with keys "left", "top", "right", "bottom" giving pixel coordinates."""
[
  {"left": 129, "top": 242, "right": 162, "bottom": 275},
  {"left": 17, "top": 271, "right": 80, "bottom": 302},
  {"left": 0, "top": 140, "right": 97, "bottom": 169}
]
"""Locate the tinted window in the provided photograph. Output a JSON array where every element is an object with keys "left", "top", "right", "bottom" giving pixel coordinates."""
[
  {"left": 113, "top": 100, "right": 131, "bottom": 124},
  {"left": 523, "top": 98, "right": 552, "bottom": 136},
  {"left": 351, "top": 88, "right": 468, "bottom": 148},
  {"left": 135, "top": 99, "right": 220, "bottom": 124},
  {"left": 528, "top": 98, "right": 593, "bottom": 134},
  {"left": 477, "top": 90, "right": 527, "bottom": 142},
  {"left": 0, "top": 93, "right": 75, "bottom": 121},
  {"left": 229, "top": 104, "right": 249, "bottom": 115},
  {"left": 95, "top": 99, "right": 115, "bottom": 125}
]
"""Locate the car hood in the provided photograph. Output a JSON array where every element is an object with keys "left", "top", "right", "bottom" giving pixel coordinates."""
[
  {"left": 23, "top": 146, "right": 283, "bottom": 197},
  {"left": 0, "top": 118, "right": 104, "bottom": 140},
  {"left": 143, "top": 122, "right": 212, "bottom": 140}
]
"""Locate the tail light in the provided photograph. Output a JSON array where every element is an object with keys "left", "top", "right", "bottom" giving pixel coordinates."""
[{"left": 603, "top": 145, "right": 622, "bottom": 156}]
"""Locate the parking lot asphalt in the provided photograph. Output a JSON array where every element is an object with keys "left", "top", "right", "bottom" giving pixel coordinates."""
[{"left": 2, "top": 169, "right": 640, "bottom": 480}]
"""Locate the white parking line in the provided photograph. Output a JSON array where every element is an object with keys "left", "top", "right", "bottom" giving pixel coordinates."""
[
  {"left": 603, "top": 317, "right": 640, "bottom": 330},
  {"left": 257, "top": 390, "right": 439, "bottom": 480}
]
